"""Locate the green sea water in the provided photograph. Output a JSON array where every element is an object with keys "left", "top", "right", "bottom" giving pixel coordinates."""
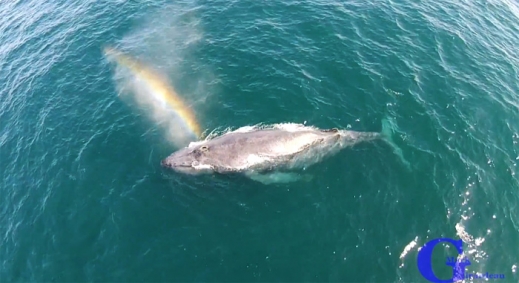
[{"left": 1, "top": 0, "right": 519, "bottom": 281}]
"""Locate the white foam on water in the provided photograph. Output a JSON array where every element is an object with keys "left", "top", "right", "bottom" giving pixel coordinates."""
[
  {"left": 271, "top": 123, "right": 317, "bottom": 132},
  {"left": 232, "top": 126, "right": 257, "bottom": 133},
  {"left": 399, "top": 236, "right": 419, "bottom": 268},
  {"left": 208, "top": 123, "right": 318, "bottom": 139},
  {"left": 188, "top": 140, "right": 207, "bottom": 148},
  {"left": 452, "top": 173, "right": 490, "bottom": 281}
]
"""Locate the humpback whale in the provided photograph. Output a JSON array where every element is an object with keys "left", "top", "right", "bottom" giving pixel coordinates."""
[{"left": 161, "top": 122, "right": 409, "bottom": 184}]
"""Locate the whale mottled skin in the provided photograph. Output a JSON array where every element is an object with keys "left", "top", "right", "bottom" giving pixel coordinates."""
[{"left": 161, "top": 123, "right": 386, "bottom": 184}]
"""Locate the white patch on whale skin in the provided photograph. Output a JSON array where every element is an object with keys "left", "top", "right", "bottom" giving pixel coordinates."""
[
  {"left": 192, "top": 163, "right": 213, "bottom": 170},
  {"left": 223, "top": 154, "right": 272, "bottom": 171},
  {"left": 232, "top": 154, "right": 271, "bottom": 170},
  {"left": 268, "top": 131, "right": 324, "bottom": 157},
  {"left": 246, "top": 154, "right": 269, "bottom": 165}
]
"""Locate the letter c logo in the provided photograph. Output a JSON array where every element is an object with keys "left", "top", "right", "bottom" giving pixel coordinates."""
[{"left": 417, "top": 238, "right": 470, "bottom": 283}]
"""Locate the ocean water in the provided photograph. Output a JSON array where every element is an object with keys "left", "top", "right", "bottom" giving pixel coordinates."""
[{"left": 1, "top": 0, "right": 519, "bottom": 281}]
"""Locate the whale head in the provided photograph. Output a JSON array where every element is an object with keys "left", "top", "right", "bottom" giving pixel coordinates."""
[{"left": 161, "top": 143, "right": 216, "bottom": 175}]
